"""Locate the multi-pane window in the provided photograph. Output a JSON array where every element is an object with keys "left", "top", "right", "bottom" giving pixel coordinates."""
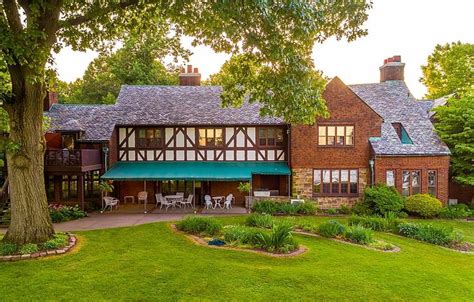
[
  {"left": 258, "top": 128, "right": 284, "bottom": 147},
  {"left": 61, "top": 175, "right": 78, "bottom": 200},
  {"left": 402, "top": 170, "right": 421, "bottom": 196},
  {"left": 318, "top": 125, "right": 354, "bottom": 146},
  {"left": 313, "top": 169, "right": 358, "bottom": 195},
  {"left": 85, "top": 170, "right": 101, "bottom": 198},
  {"left": 198, "top": 128, "right": 223, "bottom": 147},
  {"left": 137, "top": 128, "right": 163, "bottom": 148},
  {"left": 428, "top": 170, "right": 437, "bottom": 197},
  {"left": 386, "top": 170, "right": 395, "bottom": 187}
]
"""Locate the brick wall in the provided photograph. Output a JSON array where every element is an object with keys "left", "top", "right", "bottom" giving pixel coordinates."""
[
  {"left": 374, "top": 155, "right": 450, "bottom": 203},
  {"left": 449, "top": 181, "right": 474, "bottom": 204},
  {"left": 290, "top": 77, "right": 382, "bottom": 208}
]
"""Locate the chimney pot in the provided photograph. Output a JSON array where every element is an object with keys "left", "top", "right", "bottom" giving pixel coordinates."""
[
  {"left": 380, "top": 55, "right": 405, "bottom": 82},
  {"left": 179, "top": 64, "right": 201, "bottom": 86}
]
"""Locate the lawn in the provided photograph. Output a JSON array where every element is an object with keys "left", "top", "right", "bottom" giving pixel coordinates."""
[{"left": 0, "top": 216, "right": 473, "bottom": 301}]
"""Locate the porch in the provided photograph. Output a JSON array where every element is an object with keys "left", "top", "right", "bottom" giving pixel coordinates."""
[{"left": 101, "top": 161, "right": 291, "bottom": 213}]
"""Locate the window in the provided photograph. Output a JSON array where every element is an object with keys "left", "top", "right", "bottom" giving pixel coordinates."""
[
  {"left": 313, "top": 169, "right": 358, "bottom": 196},
  {"left": 137, "top": 128, "right": 163, "bottom": 148},
  {"left": 402, "top": 170, "right": 421, "bottom": 196},
  {"left": 85, "top": 170, "right": 101, "bottom": 198},
  {"left": 428, "top": 170, "right": 437, "bottom": 197},
  {"left": 61, "top": 175, "right": 77, "bottom": 199},
  {"left": 198, "top": 128, "right": 223, "bottom": 147},
  {"left": 318, "top": 125, "right": 354, "bottom": 146},
  {"left": 386, "top": 170, "right": 395, "bottom": 187},
  {"left": 392, "top": 123, "right": 413, "bottom": 144},
  {"left": 258, "top": 128, "right": 284, "bottom": 147}
]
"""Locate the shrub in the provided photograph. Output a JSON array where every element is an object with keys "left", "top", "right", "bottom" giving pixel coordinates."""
[
  {"left": 18, "top": 243, "right": 39, "bottom": 255},
  {"left": 252, "top": 200, "right": 278, "bottom": 215},
  {"left": 397, "top": 222, "right": 463, "bottom": 246},
  {"left": 278, "top": 203, "right": 299, "bottom": 215},
  {"left": 317, "top": 220, "right": 346, "bottom": 238},
  {"left": 439, "top": 204, "right": 472, "bottom": 219},
  {"left": 0, "top": 242, "right": 17, "bottom": 256},
  {"left": 338, "top": 205, "right": 352, "bottom": 215},
  {"left": 363, "top": 184, "right": 404, "bottom": 215},
  {"left": 176, "top": 216, "right": 222, "bottom": 236},
  {"left": 296, "top": 202, "right": 317, "bottom": 215},
  {"left": 223, "top": 225, "right": 262, "bottom": 246},
  {"left": 41, "top": 233, "right": 69, "bottom": 250},
  {"left": 325, "top": 208, "right": 338, "bottom": 215},
  {"left": 344, "top": 225, "right": 373, "bottom": 245},
  {"left": 256, "top": 221, "right": 298, "bottom": 253},
  {"left": 49, "top": 204, "right": 87, "bottom": 223},
  {"left": 404, "top": 194, "right": 442, "bottom": 218},
  {"left": 396, "top": 211, "right": 409, "bottom": 218},
  {"left": 348, "top": 215, "right": 401, "bottom": 232},
  {"left": 245, "top": 214, "right": 274, "bottom": 229},
  {"left": 352, "top": 201, "right": 374, "bottom": 216}
]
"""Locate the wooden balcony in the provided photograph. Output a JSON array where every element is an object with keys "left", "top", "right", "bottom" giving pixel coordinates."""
[{"left": 45, "top": 149, "right": 102, "bottom": 172}]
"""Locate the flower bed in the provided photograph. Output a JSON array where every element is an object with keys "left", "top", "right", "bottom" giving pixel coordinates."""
[
  {"left": 295, "top": 219, "right": 400, "bottom": 252},
  {"left": 0, "top": 233, "right": 77, "bottom": 261},
  {"left": 49, "top": 204, "right": 87, "bottom": 223},
  {"left": 174, "top": 216, "right": 306, "bottom": 257}
]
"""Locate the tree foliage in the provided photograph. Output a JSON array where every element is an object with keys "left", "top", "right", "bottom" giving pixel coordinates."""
[
  {"left": 420, "top": 42, "right": 474, "bottom": 99},
  {"left": 0, "top": 0, "right": 372, "bottom": 244},
  {"left": 59, "top": 36, "right": 184, "bottom": 104},
  {"left": 434, "top": 90, "right": 474, "bottom": 185}
]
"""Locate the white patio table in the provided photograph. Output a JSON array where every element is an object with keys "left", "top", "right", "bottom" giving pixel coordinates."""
[
  {"left": 212, "top": 196, "right": 225, "bottom": 209},
  {"left": 165, "top": 195, "right": 183, "bottom": 208}
]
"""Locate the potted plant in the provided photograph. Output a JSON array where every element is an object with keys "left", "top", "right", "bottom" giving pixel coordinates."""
[
  {"left": 99, "top": 181, "right": 114, "bottom": 212},
  {"left": 237, "top": 182, "right": 252, "bottom": 209}
]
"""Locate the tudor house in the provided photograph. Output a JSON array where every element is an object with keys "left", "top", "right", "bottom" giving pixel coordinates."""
[{"left": 44, "top": 56, "right": 452, "bottom": 210}]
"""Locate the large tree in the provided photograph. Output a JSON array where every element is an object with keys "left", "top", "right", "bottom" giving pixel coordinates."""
[
  {"left": 420, "top": 42, "right": 474, "bottom": 99},
  {"left": 60, "top": 35, "right": 187, "bottom": 104},
  {"left": 0, "top": 1, "right": 371, "bottom": 244},
  {"left": 434, "top": 89, "right": 474, "bottom": 185}
]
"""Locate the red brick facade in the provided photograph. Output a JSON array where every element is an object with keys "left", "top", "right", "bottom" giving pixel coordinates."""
[{"left": 373, "top": 155, "right": 450, "bottom": 204}]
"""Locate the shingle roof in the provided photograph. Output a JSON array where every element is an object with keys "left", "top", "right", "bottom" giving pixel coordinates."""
[
  {"left": 349, "top": 80, "right": 450, "bottom": 156},
  {"left": 46, "top": 85, "right": 284, "bottom": 141}
]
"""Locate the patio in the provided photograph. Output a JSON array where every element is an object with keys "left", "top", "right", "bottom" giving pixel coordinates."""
[{"left": 100, "top": 202, "right": 248, "bottom": 215}]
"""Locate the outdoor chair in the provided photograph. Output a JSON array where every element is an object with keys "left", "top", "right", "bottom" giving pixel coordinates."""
[
  {"left": 181, "top": 194, "right": 194, "bottom": 208},
  {"left": 204, "top": 195, "right": 213, "bottom": 209},
  {"left": 176, "top": 192, "right": 184, "bottom": 197},
  {"left": 102, "top": 196, "right": 119, "bottom": 212},
  {"left": 224, "top": 194, "right": 234, "bottom": 209},
  {"left": 160, "top": 196, "right": 174, "bottom": 210},
  {"left": 137, "top": 191, "right": 148, "bottom": 204},
  {"left": 155, "top": 193, "right": 163, "bottom": 207}
]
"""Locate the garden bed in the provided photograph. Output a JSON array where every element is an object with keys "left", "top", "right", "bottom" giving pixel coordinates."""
[
  {"left": 0, "top": 233, "right": 78, "bottom": 261},
  {"left": 294, "top": 230, "right": 400, "bottom": 253},
  {"left": 171, "top": 224, "right": 307, "bottom": 257}
]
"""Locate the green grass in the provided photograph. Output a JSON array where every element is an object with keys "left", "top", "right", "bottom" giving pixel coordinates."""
[{"left": 0, "top": 216, "right": 473, "bottom": 301}]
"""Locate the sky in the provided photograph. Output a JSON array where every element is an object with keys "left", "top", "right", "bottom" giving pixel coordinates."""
[{"left": 54, "top": 0, "right": 474, "bottom": 99}]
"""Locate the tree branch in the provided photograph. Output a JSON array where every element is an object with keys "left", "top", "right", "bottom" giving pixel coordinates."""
[
  {"left": 3, "top": 0, "right": 23, "bottom": 34},
  {"left": 59, "top": 0, "right": 139, "bottom": 28}
]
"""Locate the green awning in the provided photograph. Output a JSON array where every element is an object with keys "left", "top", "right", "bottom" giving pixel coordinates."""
[{"left": 101, "top": 161, "right": 291, "bottom": 181}]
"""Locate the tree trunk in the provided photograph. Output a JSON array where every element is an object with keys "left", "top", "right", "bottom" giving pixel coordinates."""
[{"left": 3, "top": 82, "right": 54, "bottom": 245}]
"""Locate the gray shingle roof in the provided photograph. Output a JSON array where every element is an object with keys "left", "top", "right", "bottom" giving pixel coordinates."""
[
  {"left": 46, "top": 85, "right": 284, "bottom": 141},
  {"left": 349, "top": 81, "right": 450, "bottom": 156}
]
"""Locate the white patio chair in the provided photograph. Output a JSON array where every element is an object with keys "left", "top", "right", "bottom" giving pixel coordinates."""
[
  {"left": 160, "top": 196, "right": 174, "bottom": 210},
  {"left": 102, "top": 196, "right": 119, "bottom": 212},
  {"left": 176, "top": 192, "right": 184, "bottom": 197},
  {"left": 181, "top": 194, "right": 194, "bottom": 208},
  {"left": 155, "top": 193, "right": 163, "bottom": 207},
  {"left": 224, "top": 194, "right": 234, "bottom": 209},
  {"left": 138, "top": 191, "right": 148, "bottom": 204},
  {"left": 204, "top": 195, "right": 213, "bottom": 209}
]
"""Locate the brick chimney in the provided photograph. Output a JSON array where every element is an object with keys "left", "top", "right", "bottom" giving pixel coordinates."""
[
  {"left": 379, "top": 55, "right": 405, "bottom": 82},
  {"left": 179, "top": 64, "right": 201, "bottom": 86},
  {"left": 43, "top": 91, "right": 58, "bottom": 111}
]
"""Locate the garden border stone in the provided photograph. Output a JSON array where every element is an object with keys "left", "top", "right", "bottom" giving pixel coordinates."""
[{"left": 0, "top": 233, "right": 77, "bottom": 262}]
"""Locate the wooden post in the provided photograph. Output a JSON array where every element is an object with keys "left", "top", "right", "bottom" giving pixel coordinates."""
[{"left": 78, "top": 173, "right": 85, "bottom": 211}]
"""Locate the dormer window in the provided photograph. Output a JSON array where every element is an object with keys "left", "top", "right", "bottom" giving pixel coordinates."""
[{"left": 392, "top": 123, "right": 413, "bottom": 144}]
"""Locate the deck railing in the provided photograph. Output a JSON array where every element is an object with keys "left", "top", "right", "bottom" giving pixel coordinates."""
[{"left": 45, "top": 149, "right": 101, "bottom": 167}]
